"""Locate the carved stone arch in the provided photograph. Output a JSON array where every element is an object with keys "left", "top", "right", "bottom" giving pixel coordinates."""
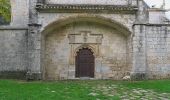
[
  {"left": 41, "top": 14, "right": 133, "bottom": 80},
  {"left": 41, "top": 15, "right": 131, "bottom": 37},
  {"left": 74, "top": 44, "right": 97, "bottom": 57}
]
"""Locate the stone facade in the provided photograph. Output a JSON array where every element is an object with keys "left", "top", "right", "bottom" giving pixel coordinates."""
[{"left": 0, "top": 0, "right": 170, "bottom": 80}]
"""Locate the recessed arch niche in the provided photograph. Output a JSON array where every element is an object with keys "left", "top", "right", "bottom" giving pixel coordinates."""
[{"left": 41, "top": 15, "right": 132, "bottom": 80}]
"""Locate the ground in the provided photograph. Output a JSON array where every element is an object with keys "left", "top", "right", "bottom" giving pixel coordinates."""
[{"left": 0, "top": 80, "right": 170, "bottom": 100}]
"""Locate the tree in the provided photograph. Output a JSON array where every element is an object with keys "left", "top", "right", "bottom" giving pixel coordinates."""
[{"left": 0, "top": 0, "right": 11, "bottom": 22}]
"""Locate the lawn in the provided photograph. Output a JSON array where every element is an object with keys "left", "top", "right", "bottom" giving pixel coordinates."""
[{"left": 0, "top": 80, "right": 170, "bottom": 100}]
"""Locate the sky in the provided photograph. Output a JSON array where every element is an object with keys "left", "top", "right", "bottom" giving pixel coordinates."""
[{"left": 144, "top": 0, "right": 170, "bottom": 19}]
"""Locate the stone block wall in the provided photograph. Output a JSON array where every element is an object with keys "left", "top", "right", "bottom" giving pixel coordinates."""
[
  {"left": 0, "top": 28, "right": 28, "bottom": 79},
  {"left": 0, "top": 0, "right": 29, "bottom": 79},
  {"left": 146, "top": 25, "right": 170, "bottom": 79},
  {"left": 10, "top": 0, "right": 29, "bottom": 27},
  {"left": 38, "top": 13, "right": 136, "bottom": 32},
  {"left": 149, "top": 11, "right": 166, "bottom": 24},
  {"left": 44, "top": 22, "right": 131, "bottom": 80},
  {"left": 131, "top": 24, "right": 170, "bottom": 80},
  {"left": 1, "top": 0, "right": 169, "bottom": 80},
  {"left": 131, "top": 25, "right": 147, "bottom": 80},
  {"left": 38, "top": 13, "right": 135, "bottom": 80}
]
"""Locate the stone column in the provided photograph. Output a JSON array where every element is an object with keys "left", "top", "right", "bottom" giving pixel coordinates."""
[
  {"left": 26, "top": 0, "right": 42, "bottom": 80},
  {"left": 27, "top": 24, "right": 42, "bottom": 80},
  {"left": 131, "top": 25, "right": 148, "bottom": 80},
  {"left": 136, "top": 0, "right": 148, "bottom": 24}
]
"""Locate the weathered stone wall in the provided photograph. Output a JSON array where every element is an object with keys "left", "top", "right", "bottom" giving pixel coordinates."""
[
  {"left": 38, "top": 13, "right": 136, "bottom": 32},
  {"left": 131, "top": 25, "right": 147, "bottom": 80},
  {"left": 149, "top": 11, "right": 166, "bottom": 24},
  {"left": 131, "top": 24, "right": 170, "bottom": 80},
  {"left": 0, "top": 0, "right": 169, "bottom": 80},
  {"left": 146, "top": 25, "right": 170, "bottom": 79},
  {"left": 44, "top": 22, "right": 131, "bottom": 80},
  {"left": 38, "top": 13, "right": 135, "bottom": 80},
  {"left": 0, "top": 28, "right": 28, "bottom": 79},
  {"left": 0, "top": 0, "right": 29, "bottom": 79},
  {"left": 136, "top": 0, "right": 149, "bottom": 23},
  {"left": 10, "top": 0, "right": 29, "bottom": 27},
  {"left": 26, "top": 0, "right": 42, "bottom": 80},
  {"left": 46, "top": 0, "right": 137, "bottom": 6}
]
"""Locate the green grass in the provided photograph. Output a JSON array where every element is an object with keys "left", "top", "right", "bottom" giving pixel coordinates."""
[
  {"left": 122, "top": 80, "right": 170, "bottom": 93},
  {"left": 0, "top": 80, "right": 169, "bottom": 100}
]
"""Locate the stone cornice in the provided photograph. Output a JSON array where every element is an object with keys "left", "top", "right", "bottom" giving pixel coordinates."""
[
  {"left": 0, "top": 26, "right": 28, "bottom": 30},
  {"left": 133, "top": 23, "right": 170, "bottom": 26},
  {"left": 36, "top": 4, "right": 138, "bottom": 14}
]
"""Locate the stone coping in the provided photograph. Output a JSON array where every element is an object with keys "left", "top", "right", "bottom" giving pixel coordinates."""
[
  {"left": 0, "top": 26, "right": 28, "bottom": 30},
  {"left": 133, "top": 23, "right": 170, "bottom": 26},
  {"left": 36, "top": 4, "right": 138, "bottom": 14}
]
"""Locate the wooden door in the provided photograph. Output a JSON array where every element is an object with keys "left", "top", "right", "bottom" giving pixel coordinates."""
[{"left": 76, "top": 48, "right": 94, "bottom": 78}]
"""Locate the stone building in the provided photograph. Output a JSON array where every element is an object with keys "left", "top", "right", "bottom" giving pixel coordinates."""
[{"left": 0, "top": 0, "right": 170, "bottom": 80}]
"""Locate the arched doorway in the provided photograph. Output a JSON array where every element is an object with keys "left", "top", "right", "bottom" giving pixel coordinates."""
[{"left": 75, "top": 48, "right": 95, "bottom": 78}]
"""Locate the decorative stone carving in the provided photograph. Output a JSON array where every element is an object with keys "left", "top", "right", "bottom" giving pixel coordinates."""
[
  {"left": 68, "top": 31, "right": 103, "bottom": 44},
  {"left": 36, "top": 4, "right": 138, "bottom": 14}
]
